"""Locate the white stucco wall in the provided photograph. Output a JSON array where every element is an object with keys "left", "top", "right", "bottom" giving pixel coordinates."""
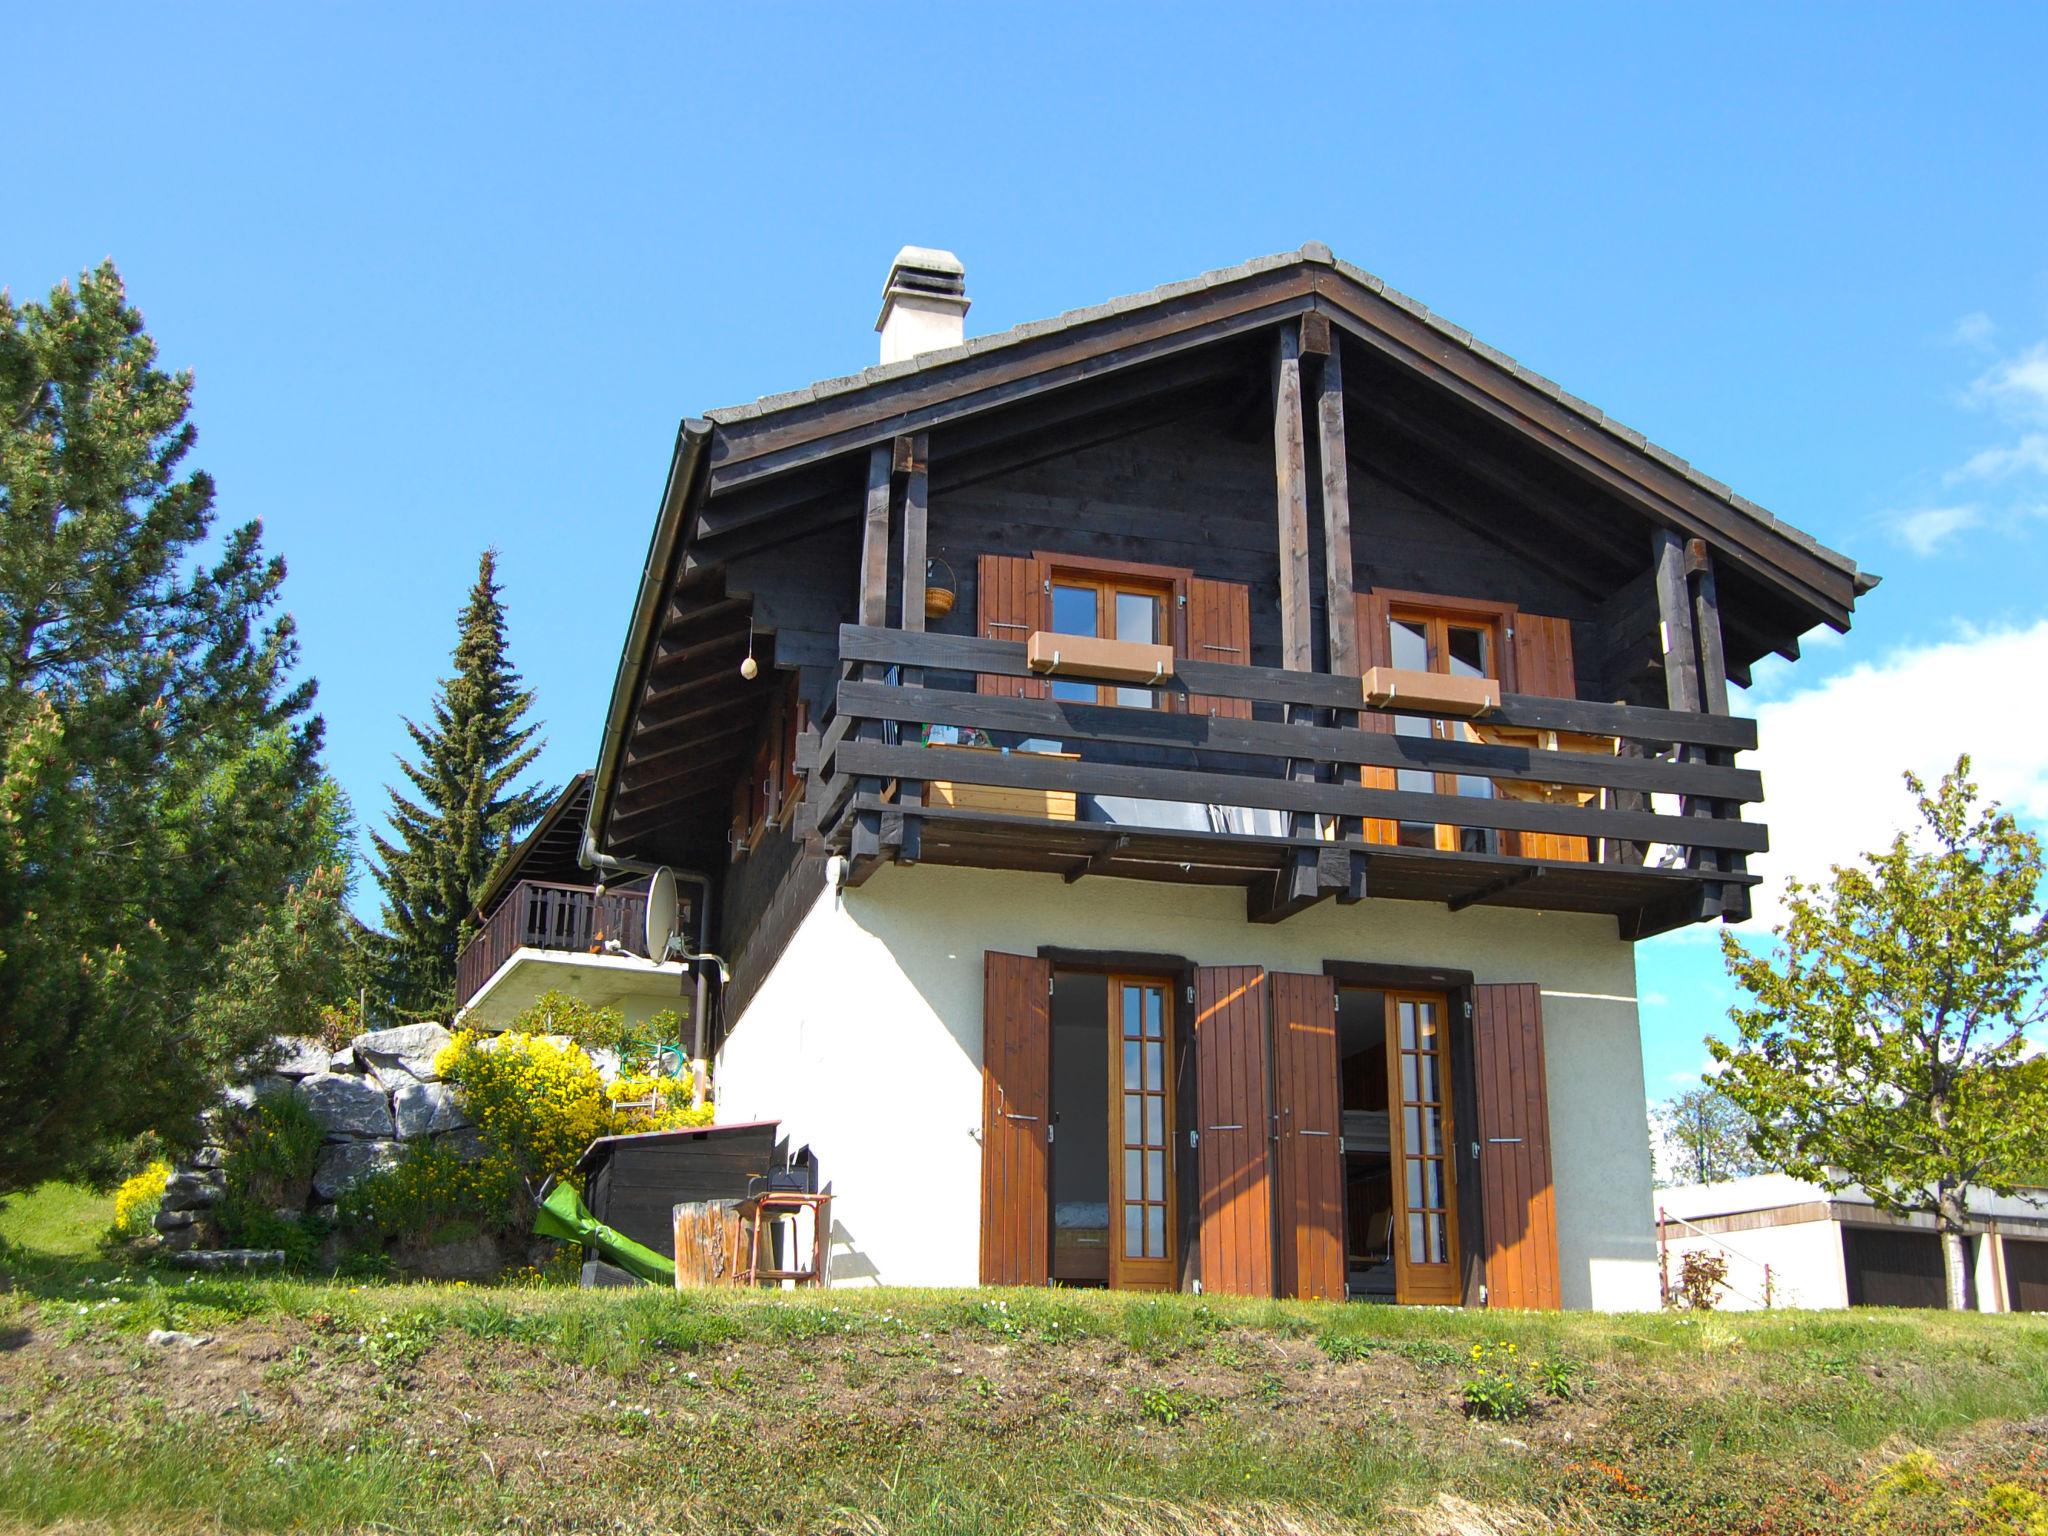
[
  {"left": 1659, "top": 1218, "right": 1850, "bottom": 1310},
  {"left": 714, "top": 863, "right": 1660, "bottom": 1308}
]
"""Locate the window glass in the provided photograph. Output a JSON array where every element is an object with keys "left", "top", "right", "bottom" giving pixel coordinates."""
[
  {"left": 1390, "top": 617, "right": 1430, "bottom": 671},
  {"left": 1051, "top": 583, "right": 1097, "bottom": 636}
]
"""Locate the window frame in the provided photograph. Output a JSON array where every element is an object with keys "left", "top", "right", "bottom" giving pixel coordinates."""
[
  {"left": 1033, "top": 551, "right": 1191, "bottom": 711},
  {"left": 1381, "top": 594, "right": 1516, "bottom": 855}
]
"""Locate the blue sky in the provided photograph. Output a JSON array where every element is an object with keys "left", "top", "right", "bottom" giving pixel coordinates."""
[{"left": 8, "top": 4, "right": 2047, "bottom": 1099}]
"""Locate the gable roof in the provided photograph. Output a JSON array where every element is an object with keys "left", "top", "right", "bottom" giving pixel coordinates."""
[
  {"left": 695, "top": 244, "right": 1873, "bottom": 623},
  {"left": 472, "top": 770, "right": 594, "bottom": 920}
]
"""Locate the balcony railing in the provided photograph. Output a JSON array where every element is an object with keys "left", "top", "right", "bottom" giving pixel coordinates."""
[
  {"left": 803, "top": 625, "right": 1764, "bottom": 937},
  {"left": 455, "top": 879, "right": 652, "bottom": 1009}
]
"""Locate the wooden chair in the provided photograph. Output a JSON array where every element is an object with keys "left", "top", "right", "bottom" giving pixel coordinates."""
[{"left": 730, "top": 1191, "right": 834, "bottom": 1288}]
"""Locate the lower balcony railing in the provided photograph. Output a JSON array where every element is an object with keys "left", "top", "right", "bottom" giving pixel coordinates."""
[
  {"left": 803, "top": 625, "right": 1764, "bottom": 936},
  {"left": 455, "top": 880, "right": 652, "bottom": 1009}
]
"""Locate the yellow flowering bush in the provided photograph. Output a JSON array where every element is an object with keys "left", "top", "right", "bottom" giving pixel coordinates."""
[
  {"left": 434, "top": 1029, "right": 611, "bottom": 1186},
  {"left": 111, "top": 1159, "right": 171, "bottom": 1239},
  {"left": 606, "top": 1073, "right": 715, "bottom": 1133}
]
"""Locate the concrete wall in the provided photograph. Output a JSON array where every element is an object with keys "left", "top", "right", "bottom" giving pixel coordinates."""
[
  {"left": 715, "top": 863, "right": 1661, "bottom": 1308},
  {"left": 1658, "top": 1218, "right": 1849, "bottom": 1310}
]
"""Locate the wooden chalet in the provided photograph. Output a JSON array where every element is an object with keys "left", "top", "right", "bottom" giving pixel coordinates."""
[{"left": 580, "top": 245, "right": 1872, "bottom": 1308}]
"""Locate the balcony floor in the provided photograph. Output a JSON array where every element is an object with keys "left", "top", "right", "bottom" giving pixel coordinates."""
[{"left": 869, "top": 802, "right": 1754, "bottom": 940}]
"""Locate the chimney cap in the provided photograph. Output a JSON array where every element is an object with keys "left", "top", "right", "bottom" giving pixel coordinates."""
[{"left": 875, "top": 246, "right": 970, "bottom": 335}]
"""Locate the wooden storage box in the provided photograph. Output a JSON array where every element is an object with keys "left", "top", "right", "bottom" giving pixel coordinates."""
[
  {"left": 1026, "top": 630, "right": 1175, "bottom": 685},
  {"left": 926, "top": 744, "right": 1079, "bottom": 821},
  {"left": 1361, "top": 665, "right": 1499, "bottom": 717}
]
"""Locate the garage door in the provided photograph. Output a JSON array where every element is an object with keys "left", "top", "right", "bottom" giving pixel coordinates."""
[
  {"left": 2005, "top": 1237, "right": 2048, "bottom": 1313},
  {"left": 1842, "top": 1225, "right": 1948, "bottom": 1309}
]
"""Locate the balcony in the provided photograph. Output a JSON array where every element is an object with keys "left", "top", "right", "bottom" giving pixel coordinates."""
[
  {"left": 804, "top": 625, "right": 1763, "bottom": 939},
  {"left": 455, "top": 879, "right": 655, "bottom": 1015}
]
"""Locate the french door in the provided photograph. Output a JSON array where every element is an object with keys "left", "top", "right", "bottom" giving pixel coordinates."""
[
  {"left": 1108, "top": 975, "right": 1176, "bottom": 1290},
  {"left": 1386, "top": 990, "right": 1461, "bottom": 1304},
  {"left": 1385, "top": 606, "right": 1503, "bottom": 854}
]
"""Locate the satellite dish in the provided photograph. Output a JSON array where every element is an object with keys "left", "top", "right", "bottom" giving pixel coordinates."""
[{"left": 645, "top": 867, "right": 680, "bottom": 961}]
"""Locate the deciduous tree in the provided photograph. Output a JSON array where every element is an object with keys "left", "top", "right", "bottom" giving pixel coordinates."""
[
  {"left": 1710, "top": 758, "right": 2048, "bottom": 1310},
  {"left": 1652, "top": 1086, "right": 1771, "bottom": 1188}
]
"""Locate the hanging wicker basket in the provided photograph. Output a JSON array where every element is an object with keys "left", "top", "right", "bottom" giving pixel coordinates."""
[{"left": 925, "top": 556, "right": 957, "bottom": 620}]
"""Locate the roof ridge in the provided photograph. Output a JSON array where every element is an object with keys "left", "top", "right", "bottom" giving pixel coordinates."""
[{"left": 703, "top": 245, "right": 1866, "bottom": 586}]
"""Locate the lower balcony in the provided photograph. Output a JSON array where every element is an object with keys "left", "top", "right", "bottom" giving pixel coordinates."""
[
  {"left": 455, "top": 879, "right": 686, "bottom": 1026},
  {"left": 804, "top": 625, "right": 1763, "bottom": 939}
]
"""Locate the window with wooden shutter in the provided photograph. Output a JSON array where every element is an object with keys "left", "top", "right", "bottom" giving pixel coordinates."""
[
  {"left": 976, "top": 554, "right": 1048, "bottom": 699},
  {"left": 1508, "top": 614, "right": 1590, "bottom": 863},
  {"left": 1471, "top": 983, "right": 1560, "bottom": 1310},
  {"left": 981, "top": 950, "right": 1052, "bottom": 1286},
  {"left": 1194, "top": 966, "right": 1275, "bottom": 1297},
  {"left": 1271, "top": 971, "right": 1344, "bottom": 1300},
  {"left": 1183, "top": 577, "right": 1252, "bottom": 719}
]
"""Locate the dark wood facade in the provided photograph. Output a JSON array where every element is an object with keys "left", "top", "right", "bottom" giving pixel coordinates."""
[{"left": 590, "top": 251, "right": 1871, "bottom": 971}]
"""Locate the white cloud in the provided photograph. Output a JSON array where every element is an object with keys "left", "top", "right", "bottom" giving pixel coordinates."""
[
  {"left": 1972, "top": 342, "right": 2048, "bottom": 419},
  {"left": 1952, "top": 433, "right": 2048, "bottom": 482},
  {"left": 1742, "top": 620, "right": 2048, "bottom": 929},
  {"left": 1951, "top": 311, "right": 1997, "bottom": 349},
  {"left": 1884, "top": 503, "right": 1983, "bottom": 555}
]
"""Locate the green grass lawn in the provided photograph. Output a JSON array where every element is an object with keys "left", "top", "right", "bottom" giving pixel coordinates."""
[{"left": 4, "top": 1181, "right": 2047, "bottom": 1534}]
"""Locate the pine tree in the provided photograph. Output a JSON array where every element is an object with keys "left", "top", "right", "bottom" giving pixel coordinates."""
[
  {"left": 370, "top": 550, "right": 552, "bottom": 1016},
  {"left": 0, "top": 263, "right": 332, "bottom": 1192}
]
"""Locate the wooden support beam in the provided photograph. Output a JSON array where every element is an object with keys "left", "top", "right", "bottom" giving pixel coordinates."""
[
  {"left": 1248, "top": 858, "right": 1327, "bottom": 925},
  {"left": 1063, "top": 834, "right": 1130, "bottom": 885},
  {"left": 1272, "top": 327, "right": 1313, "bottom": 672},
  {"left": 1688, "top": 539, "right": 1749, "bottom": 921},
  {"left": 1652, "top": 528, "right": 1702, "bottom": 713},
  {"left": 1448, "top": 866, "right": 1542, "bottom": 913},
  {"left": 1317, "top": 341, "right": 1359, "bottom": 679},
  {"left": 858, "top": 445, "right": 893, "bottom": 629},
  {"left": 899, "top": 434, "right": 929, "bottom": 634}
]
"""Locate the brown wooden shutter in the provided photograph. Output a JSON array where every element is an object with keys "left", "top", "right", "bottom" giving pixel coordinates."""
[
  {"left": 1509, "top": 612, "right": 1589, "bottom": 863},
  {"left": 1271, "top": 971, "right": 1344, "bottom": 1300},
  {"left": 980, "top": 950, "right": 1052, "bottom": 1285},
  {"left": 1471, "top": 983, "right": 1560, "bottom": 1310},
  {"left": 976, "top": 554, "right": 1047, "bottom": 699},
  {"left": 1194, "top": 966, "right": 1274, "bottom": 1296},
  {"left": 1183, "top": 577, "right": 1252, "bottom": 719},
  {"left": 1353, "top": 590, "right": 1398, "bottom": 845}
]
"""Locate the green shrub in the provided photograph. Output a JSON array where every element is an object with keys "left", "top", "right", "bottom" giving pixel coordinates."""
[
  {"left": 1316, "top": 1330, "right": 1374, "bottom": 1364},
  {"left": 337, "top": 1137, "right": 522, "bottom": 1239},
  {"left": 510, "top": 990, "right": 682, "bottom": 1076},
  {"left": 215, "top": 1095, "right": 326, "bottom": 1262},
  {"left": 1536, "top": 1354, "right": 1582, "bottom": 1402},
  {"left": 1460, "top": 1340, "right": 1534, "bottom": 1422}
]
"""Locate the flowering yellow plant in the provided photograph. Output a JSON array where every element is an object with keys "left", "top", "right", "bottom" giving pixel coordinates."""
[
  {"left": 111, "top": 1159, "right": 171, "bottom": 1238},
  {"left": 606, "top": 1073, "right": 715, "bottom": 1133},
  {"left": 435, "top": 1029, "right": 611, "bottom": 1184}
]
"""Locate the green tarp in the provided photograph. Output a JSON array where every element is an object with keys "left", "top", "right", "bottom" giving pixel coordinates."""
[{"left": 532, "top": 1182, "right": 674, "bottom": 1287}]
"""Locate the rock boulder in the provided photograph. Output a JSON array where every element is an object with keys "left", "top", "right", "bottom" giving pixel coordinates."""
[
  {"left": 312, "top": 1139, "right": 402, "bottom": 1200},
  {"left": 354, "top": 1022, "right": 452, "bottom": 1083},
  {"left": 296, "top": 1073, "right": 396, "bottom": 1140},
  {"left": 392, "top": 1079, "right": 470, "bottom": 1140}
]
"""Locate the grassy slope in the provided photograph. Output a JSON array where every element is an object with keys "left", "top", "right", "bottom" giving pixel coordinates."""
[{"left": 3, "top": 1184, "right": 2047, "bottom": 1535}]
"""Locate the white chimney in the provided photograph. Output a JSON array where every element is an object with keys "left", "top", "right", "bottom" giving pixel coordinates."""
[{"left": 875, "top": 246, "right": 969, "bottom": 364}]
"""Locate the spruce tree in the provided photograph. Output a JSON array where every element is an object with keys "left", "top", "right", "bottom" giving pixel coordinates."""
[
  {"left": 0, "top": 263, "right": 332, "bottom": 1192},
  {"left": 370, "top": 550, "right": 552, "bottom": 1016}
]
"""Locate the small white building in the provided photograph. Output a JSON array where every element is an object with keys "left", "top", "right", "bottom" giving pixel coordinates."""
[{"left": 1656, "top": 1174, "right": 2048, "bottom": 1312}]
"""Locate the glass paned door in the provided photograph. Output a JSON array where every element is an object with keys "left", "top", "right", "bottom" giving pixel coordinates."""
[
  {"left": 1109, "top": 976, "right": 1175, "bottom": 1289},
  {"left": 1049, "top": 575, "right": 1167, "bottom": 707},
  {"left": 1386, "top": 610, "right": 1501, "bottom": 854},
  {"left": 1386, "top": 992, "right": 1460, "bottom": 1305}
]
